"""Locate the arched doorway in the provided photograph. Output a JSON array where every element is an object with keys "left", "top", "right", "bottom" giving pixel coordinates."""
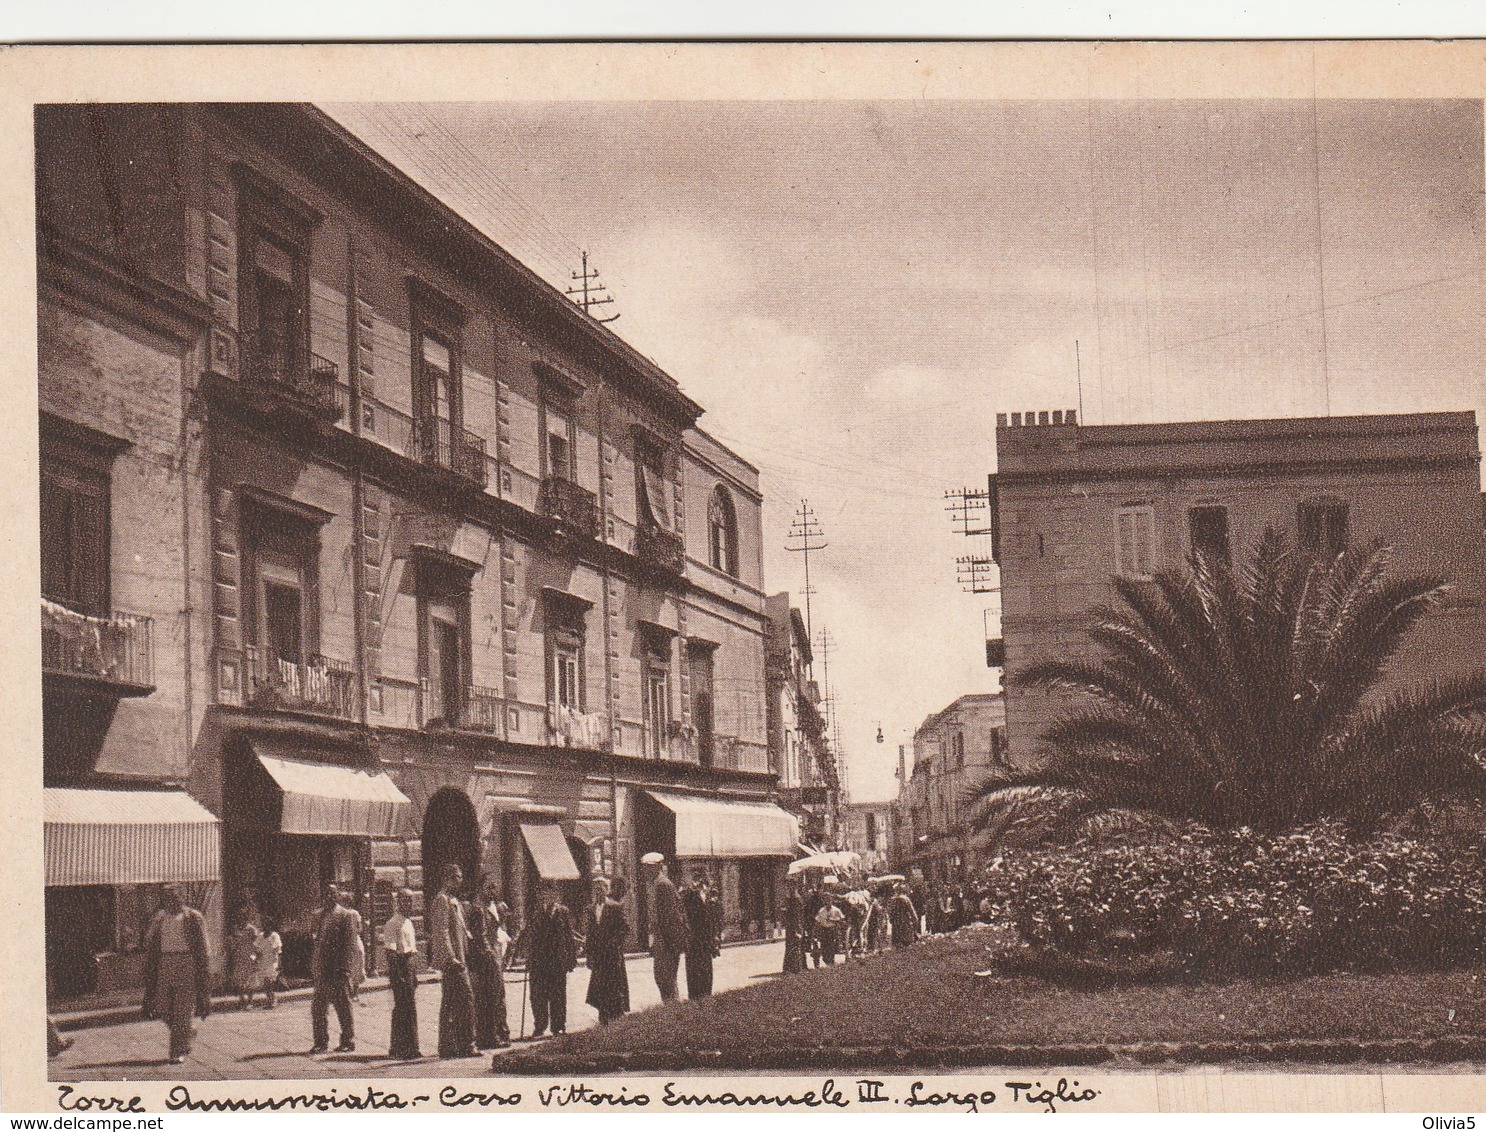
[{"left": 422, "top": 788, "right": 481, "bottom": 907}]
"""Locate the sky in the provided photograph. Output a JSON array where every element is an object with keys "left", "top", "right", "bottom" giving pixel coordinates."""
[{"left": 324, "top": 99, "right": 1486, "bottom": 803}]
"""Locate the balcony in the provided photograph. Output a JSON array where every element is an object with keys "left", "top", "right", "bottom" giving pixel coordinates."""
[
  {"left": 539, "top": 476, "right": 599, "bottom": 541},
  {"left": 547, "top": 703, "right": 609, "bottom": 751},
  {"left": 41, "top": 600, "right": 154, "bottom": 696},
  {"left": 636, "top": 523, "right": 686, "bottom": 576},
  {"left": 245, "top": 647, "right": 357, "bottom": 720},
  {"left": 414, "top": 416, "right": 488, "bottom": 488},
  {"left": 460, "top": 685, "right": 504, "bottom": 734},
  {"left": 239, "top": 334, "right": 342, "bottom": 424}
]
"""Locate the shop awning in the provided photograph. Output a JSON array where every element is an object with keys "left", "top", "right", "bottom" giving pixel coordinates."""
[
  {"left": 645, "top": 790, "right": 800, "bottom": 858},
  {"left": 519, "top": 822, "right": 581, "bottom": 881},
  {"left": 253, "top": 749, "right": 411, "bottom": 837},
  {"left": 44, "top": 788, "right": 220, "bottom": 887}
]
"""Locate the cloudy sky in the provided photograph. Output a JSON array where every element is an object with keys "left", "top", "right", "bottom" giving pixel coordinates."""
[{"left": 325, "top": 99, "right": 1486, "bottom": 803}]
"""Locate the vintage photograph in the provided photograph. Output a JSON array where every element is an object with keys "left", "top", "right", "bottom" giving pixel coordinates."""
[{"left": 22, "top": 46, "right": 1486, "bottom": 1102}]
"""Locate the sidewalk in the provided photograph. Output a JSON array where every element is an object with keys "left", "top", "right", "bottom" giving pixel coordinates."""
[{"left": 49, "top": 939, "right": 786, "bottom": 1082}]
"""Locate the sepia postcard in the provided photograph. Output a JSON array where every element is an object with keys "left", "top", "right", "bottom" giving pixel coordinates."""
[{"left": 4, "top": 40, "right": 1486, "bottom": 1115}]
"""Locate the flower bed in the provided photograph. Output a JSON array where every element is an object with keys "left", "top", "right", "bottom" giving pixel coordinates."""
[{"left": 986, "top": 821, "right": 1486, "bottom": 976}]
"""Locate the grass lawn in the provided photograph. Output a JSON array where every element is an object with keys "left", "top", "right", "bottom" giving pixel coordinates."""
[{"left": 496, "top": 926, "right": 1486, "bottom": 1072}]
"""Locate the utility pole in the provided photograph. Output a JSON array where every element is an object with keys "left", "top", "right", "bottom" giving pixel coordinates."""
[
  {"left": 945, "top": 483, "right": 999, "bottom": 593},
  {"left": 785, "top": 500, "right": 829, "bottom": 647},
  {"left": 565, "top": 250, "right": 620, "bottom": 323}
]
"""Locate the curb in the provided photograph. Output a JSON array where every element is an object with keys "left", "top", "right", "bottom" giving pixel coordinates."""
[{"left": 491, "top": 1034, "right": 1486, "bottom": 1075}]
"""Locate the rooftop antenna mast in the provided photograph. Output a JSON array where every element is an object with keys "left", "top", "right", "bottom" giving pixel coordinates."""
[
  {"left": 785, "top": 500, "right": 829, "bottom": 649},
  {"left": 566, "top": 250, "right": 620, "bottom": 324}
]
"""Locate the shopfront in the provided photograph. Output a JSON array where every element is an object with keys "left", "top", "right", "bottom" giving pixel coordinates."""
[
  {"left": 636, "top": 789, "right": 798, "bottom": 940},
  {"left": 44, "top": 787, "right": 221, "bottom": 1003},
  {"left": 222, "top": 736, "right": 411, "bottom": 979}
]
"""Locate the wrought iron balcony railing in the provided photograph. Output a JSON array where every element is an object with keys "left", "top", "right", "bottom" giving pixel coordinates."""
[
  {"left": 461, "top": 684, "right": 504, "bottom": 734},
  {"left": 244, "top": 647, "right": 358, "bottom": 720},
  {"left": 238, "top": 333, "right": 342, "bottom": 422},
  {"left": 414, "top": 416, "right": 488, "bottom": 487},
  {"left": 637, "top": 523, "right": 686, "bottom": 575},
  {"left": 538, "top": 475, "right": 600, "bottom": 541},
  {"left": 41, "top": 599, "right": 155, "bottom": 693}
]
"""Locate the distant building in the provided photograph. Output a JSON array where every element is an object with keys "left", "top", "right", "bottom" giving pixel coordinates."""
[
  {"left": 840, "top": 800, "right": 892, "bottom": 874},
  {"left": 991, "top": 410, "right": 1486, "bottom": 765},
  {"left": 765, "top": 594, "right": 841, "bottom": 848},
  {"left": 895, "top": 693, "right": 1009, "bottom": 884}
]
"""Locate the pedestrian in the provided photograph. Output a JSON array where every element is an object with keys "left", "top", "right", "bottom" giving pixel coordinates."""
[
  {"left": 468, "top": 874, "right": 511, "bottom": 1051},
  {"left": 515, "top": 882, "right": 577, "bottom": 1038},
  {"left": 346, "top": 899, "right": 367, "bottom": 1002},
  {"left": 681, "top": 870, "right": 718, "bottom": 998},
  {"left": 380, "top": 888, "right": 421, "bottom": 1060},
  {"left": 813, "top": 892, "right": 846, "bottom": 965},
  {"left": 309, "top": 884, "right": 357, "bottom": 1054},
  {"left": 889, "top": 883, "right": 920, "bottom": 949},
  {"left": 802, "top": 881, "right": 825, "bottom": 968},
  {"left": 253, "top": 916, "right": 282, "bottom": 1010},
  {"left": 429, "top": 863, "right": 477, "bottom": 1059},
  {"left": 640, "top": 852, "right": 688, "bottom": 1002},
  {"left": 141, "top": 883, "right": 212, "bottom": 1065},
  {"left": 782, "top": 880, "right": 806, "bottom": 974},
  {"left": 226, "top": 904, "right": 261, "bottom": 1010},
  {"left": 844, "top": 888, "right": 868, "bottom": 956},
  {"left": 585, "top": 876, "right": 630, "bottom": 1024}
]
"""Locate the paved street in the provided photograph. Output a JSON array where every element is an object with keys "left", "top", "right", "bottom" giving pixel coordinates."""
[{"left": 51, "top": 940, "right": 785, "bottom": 1082}]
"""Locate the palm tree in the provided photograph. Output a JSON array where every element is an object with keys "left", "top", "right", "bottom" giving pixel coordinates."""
[{"left": 970, "top": 529, "right": 1486, "bottom": 846}]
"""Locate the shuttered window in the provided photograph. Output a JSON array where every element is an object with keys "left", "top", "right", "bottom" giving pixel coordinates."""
[{"left": 40, "top": 456, "right": 109, "bottom": 616}]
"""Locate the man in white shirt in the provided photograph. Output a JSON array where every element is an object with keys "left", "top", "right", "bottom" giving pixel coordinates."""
[
  {"left": 381, "top": 889, "right": 420, "bottom": 1060},
  {"left": 428, "top": 864, "right": 477, "bottom": 1058}
]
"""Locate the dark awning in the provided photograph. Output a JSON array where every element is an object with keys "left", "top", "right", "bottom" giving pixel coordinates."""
[
  {"left": 44, "top": 788, "right": 220, "bottom": 887},
  {"left": 519, "top": 821, "right": 581, "bottom": 881},
  {"left": 252, "top": 746, "right": 410, "bottom": 837}
]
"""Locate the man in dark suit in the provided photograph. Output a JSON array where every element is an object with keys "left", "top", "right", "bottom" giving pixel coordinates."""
[
  {"left": 518, "top": 882, "right": 578, "bottom": 1037},
  {"left": 641, "top": 852, "right": 688, "bottom": 1002},
  {"left": 310, "top": 884, "right": 358, "bottom": 1053},
  {"left": 681, "top": 870, "right": 718, "bottom": 998},
  {"left": 141, "top": 883, "right": 212, "bottom": 1065}
]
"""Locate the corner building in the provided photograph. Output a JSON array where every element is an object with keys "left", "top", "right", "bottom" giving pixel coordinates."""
[{"left": 36, "top": 103, "right": 791, "bottom": 999}]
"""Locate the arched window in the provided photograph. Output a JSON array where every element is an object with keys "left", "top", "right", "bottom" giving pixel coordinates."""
[{"left": 708, "top": 485, "right": 738, "bottom": 577}]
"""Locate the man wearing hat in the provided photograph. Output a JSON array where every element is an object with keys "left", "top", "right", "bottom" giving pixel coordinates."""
[
  {"left": 640, "top": 852, "right": 688, "bottom": 1002},
  {"left": 680, "top": 869, "right": 719, "bottom": 998},
  {"left": 516, "top": 882, "right": 578, "bottom": 1038}
]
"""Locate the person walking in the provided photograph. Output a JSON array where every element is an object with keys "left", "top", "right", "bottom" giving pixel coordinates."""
[
  {"left": 141, "top": 883, "right": 212, "bottom": 1065},
  {"left": 585, "top": 876, "right": 630, "bottom": 1024},
  {"left": 802, "top": 882, "right": 825, "bottom": 968},
  {"left": 681, "top": 870, "right": 718, "bottom": 998},
  {"left": 310, "top": 884, "right": 357, "bottom": 1054},
  {"left": 226, "top": 904, "right": 261, "bottom": 1010},
  {"left": 253, "top": 916, "right": 282, "bottom": 1010},
  {"left": 782, "top": 880, "right": 806, "bottom": 974},
  {"left": 380, "top": 888, "right": 421, "bottom": 1060},
  {"left": 641, "top": 852, "right": 687, "bottom": 1002},
  {"left": 346, "top": 900, "right": 367, "bottom": 1003},
  {"left": 429, "top": 863, "right": 477, "bottom": 1059},
  {"left": 468, "top": 875, "right": 511, "bottom": 1051},
  {"left": 813, "top": 892, "right": 846, "bottom": 966},
  {"left": 518, "top": 882, "right": 577, "bottom": 1038},
  {"left": 889, "top": 883, "right": 920, "bottom": 949}
]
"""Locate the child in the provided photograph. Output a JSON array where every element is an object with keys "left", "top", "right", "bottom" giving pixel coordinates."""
[
  {"left": 252, "top": 917, "right": 282, "bottom": 1010},
  {"left": 227, "top": 906, "right": 262, "bottom": 1010}
]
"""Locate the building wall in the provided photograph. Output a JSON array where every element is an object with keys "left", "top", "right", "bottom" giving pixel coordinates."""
[{"left": 994, "top": 413, "right": 1486, "bottom": 765}]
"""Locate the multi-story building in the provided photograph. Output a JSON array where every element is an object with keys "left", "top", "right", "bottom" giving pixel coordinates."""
[
  {"left": 37, "top": 102, "right": 795, "bottom": 1002},
  {"left": 839, "top": 801, "right": 892, "bottom": 875},
  {"left": 764, "top": 593, "right": 840, "bottom": 848},
  {"left": 991, "top": 409, "right": 1486, "bottom": 766},
  {"left": 895, "top": 693, "right": 1009, "bottom": 884}
]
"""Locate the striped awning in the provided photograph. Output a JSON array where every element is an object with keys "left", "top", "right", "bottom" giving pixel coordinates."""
[
  {"left": 44, "top": 788, "right": 220, "bottom": 887},
  {"left": 645, "top": 790, "right": 800, "bottom": 859},
  {"left": 254, "top": 749, "right": 411, "bottom": 837}
]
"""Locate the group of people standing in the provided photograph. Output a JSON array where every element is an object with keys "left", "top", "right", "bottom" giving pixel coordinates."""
[
  {"left": 781, "top": 878, "right": 921, "bottom": 974},
  {"left": 641, "top": 852, "right": 722, "bottom": 1003}
]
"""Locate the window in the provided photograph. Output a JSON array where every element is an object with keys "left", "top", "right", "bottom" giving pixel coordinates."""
[
  {"left": 1189, "top": 505, "right": 1230, "bottom": 565},
  {"left": 635, "top": 433, "right": 671, "bottom": 530},
  {"left": 553, "top": 643, "right": 581, "bottom": 709},
  {"left": 544, "top": 405, "right": 575, "bottom": 481},
  {"left": 1299, "top": 500, "right": 1349, "bottom": 561},
  {"left": 41, "top": 443, "right": 111, "bottom": 617},
  {"left": 543, "top": 591, "right": 591, "bottom": 713},
  {"left": 688, "top": 644, "right": 716, "bottom": 767},
  {"left": 642, "top": 627, "right": 673, "bottom": 758},
  {"left": 708, "top": 485, "right": 739, "bottom": 577},
  {"left": 1115, "top": 504, "right": 1157, "bottom": 578},
  {"left": 416, "top": 552, "right": 473, "bottom": 728},
  {"left": 246, "top": 234, "right": 304, "bottom": 380},
  {"left": 234, "top": 166, "right": 317, "bottom": 384},
  {"left": 409, "top": 281, "right": 466, "bottom": 468},
  {"left": 241, "top": 496, "right": 326, "bottom": 701}
]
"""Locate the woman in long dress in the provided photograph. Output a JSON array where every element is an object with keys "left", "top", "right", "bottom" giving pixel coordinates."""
[
  {"left": 226, "top": 906, "right": 261, "bottom": 1010},
  {"left": 584, "top": 876, "right": 630, "bottom": 1024}
]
